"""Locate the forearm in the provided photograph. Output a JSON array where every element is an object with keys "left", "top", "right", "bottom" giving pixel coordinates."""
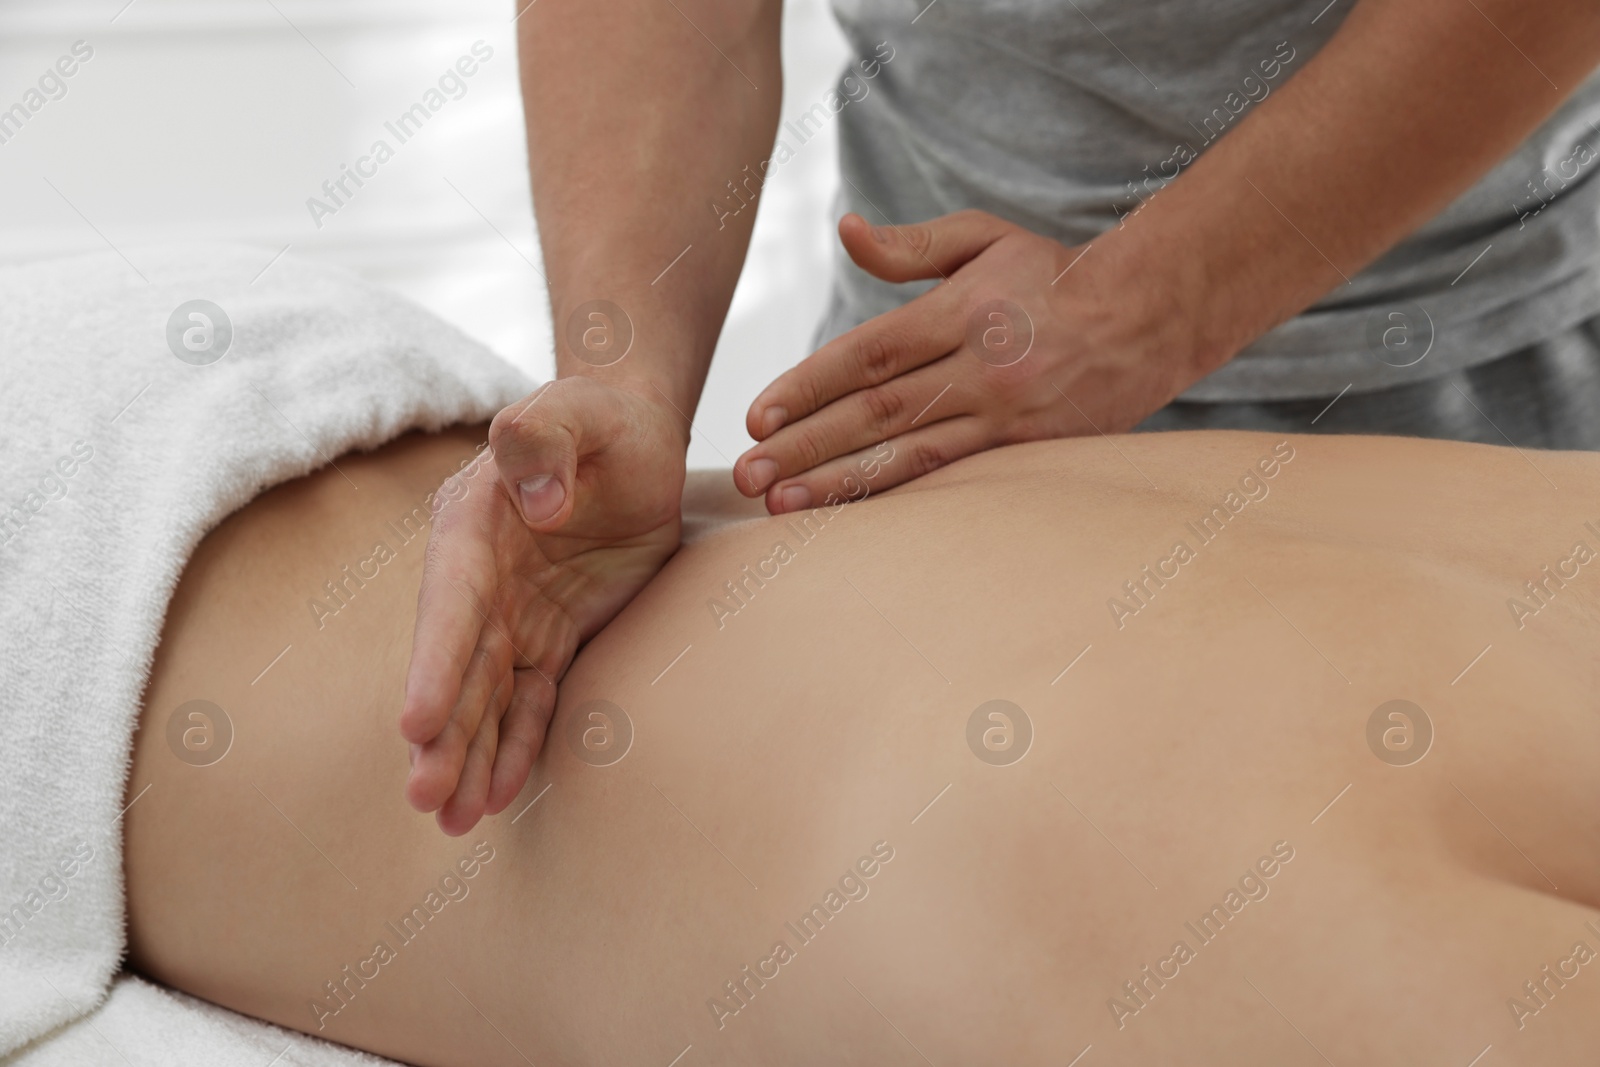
[
  {"left": 1095, "top": 0, "right": 1600, "bottom": 377},
  {"left": 519, "top": 0, "right": 782, "bottom": 426}
]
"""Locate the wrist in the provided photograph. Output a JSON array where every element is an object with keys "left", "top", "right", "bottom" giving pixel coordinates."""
[
  {"left": 553, "top": 342, "right": 697, "bottom": 463},
  {"left": 549, "top": 363, "right": 691, "bottom": 457},
  {"left": 1059, "top": 227, "right": 1227, "bottom": 397},
  {"left": 608, "top": 374, "right": 694, "bottom": 455},
  {"left": 551, "top": 307, "right": 704, "bottom": 457}
]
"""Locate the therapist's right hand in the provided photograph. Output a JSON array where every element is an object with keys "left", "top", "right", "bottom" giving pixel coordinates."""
[{"left": 400, "top": 376, "right": 687, "bottom": 835}]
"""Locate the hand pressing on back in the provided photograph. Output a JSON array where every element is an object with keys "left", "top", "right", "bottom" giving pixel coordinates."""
[
  {"left": 733, "top": 210, "right": 1208, "bottom": 512},
  {"left": 400, "top": 376, "right": 687, "bottom": 834}
]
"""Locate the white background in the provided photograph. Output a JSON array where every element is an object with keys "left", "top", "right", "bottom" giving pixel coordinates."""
[{"left": 0, "top": 0, "right": 851, "bottom": 468}]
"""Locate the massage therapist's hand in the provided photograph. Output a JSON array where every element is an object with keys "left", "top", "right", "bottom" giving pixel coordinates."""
[
  {"left": 401, "top": 377, "right": 686, "bottom": 834},
  {"left": 734, "top": 210, "right": 1207, "bottom": 511}
]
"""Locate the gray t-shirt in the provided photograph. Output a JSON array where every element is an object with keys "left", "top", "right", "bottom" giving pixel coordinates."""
[{"left": 819, "top": 0, "right": 1600, "bottom": 401}]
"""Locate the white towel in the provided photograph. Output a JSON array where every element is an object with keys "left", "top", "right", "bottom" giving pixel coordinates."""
[
  {"left": 0, "top": 246, "right": 531, "bottom": 1058},
  {"left": 7, "top": 973, "right": 400, "bottom": 1067}
]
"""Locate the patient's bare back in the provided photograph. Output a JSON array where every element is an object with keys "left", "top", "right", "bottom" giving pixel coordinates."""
[{"left": 126, "top": 428, "right": 1600, "bottom": 1066}]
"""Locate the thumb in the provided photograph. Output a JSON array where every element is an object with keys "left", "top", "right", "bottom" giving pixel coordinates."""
[
  {"left": 839, "top": 209, "right": 1014, "bottom": 283},
  {"left": 487, "top": 379, "right": 611, "bottom": 531}
]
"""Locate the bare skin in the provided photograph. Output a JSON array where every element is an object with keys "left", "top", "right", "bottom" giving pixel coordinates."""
[{"left": 126, "top": 427, "right": 1599, "bottom": 1066}]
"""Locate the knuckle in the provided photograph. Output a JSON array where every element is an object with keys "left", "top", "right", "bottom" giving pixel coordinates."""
[
  {"left": 905, "top": 439, "right": 950, "bottom": 480},
  {"left": 485, "top": 674, "right": 512, "bottom": 719},
  {"left": 467, "top": 642, "right": 498, "bottom": 686},
  {"left": 979, "top": 355, "right": 1043, "bottom": 396},
  {"left": 902, "top": 223, "right": 933, "bottom": 255},
  {"left": 1003, "top": 412, "right": 1047, "bottom": 445},
  {"left": 789, "top": 427, "right": 831, "bottom": 473},
  {"left": 489, "top": 387, "right": 557, "bottom": 457},
  {"left": 960, "top": 207, "right": 1004, "bottom": 233},
  {"left": 796, "top": 373, "right": 828, "bottom": 419},
  {"left": 860, "top": 386, "right": 906, "bottom": 433},
  {"left": 855, "top": 332, "right": 901, "bottom": 384},
  {"left": 435, "top": 713, "right": 470, "bottom": 757},
  {"left": 498, "top": 731, "right": 532, "bottom": 760},
  {"left": 488, "top": 402, "right": 535, "bottom": 454},
  {"left": 992, "top": 365, "right": 1038, "bottom": 404},
  {"left": 782, "top": 360, "right": 827, "bottom": 418},
  {"left": 488, "top": 405, "right": 516, "bottom": 446},
  {"left": 495, "top": 735, "right": 535, "bottom": 776}
]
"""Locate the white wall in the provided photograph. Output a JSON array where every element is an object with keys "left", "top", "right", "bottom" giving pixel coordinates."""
[{"left": 0, "top": 0, "right": 850, "bottom": 468}]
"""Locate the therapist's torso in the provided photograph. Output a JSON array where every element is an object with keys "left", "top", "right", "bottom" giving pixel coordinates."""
[{"left": 822, "top": 0, "right": 1600, "bottom": 400}]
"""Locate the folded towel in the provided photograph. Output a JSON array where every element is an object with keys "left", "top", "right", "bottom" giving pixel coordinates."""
[{"left": 0, "top": 246, "right": 531, "bottom": 1057}]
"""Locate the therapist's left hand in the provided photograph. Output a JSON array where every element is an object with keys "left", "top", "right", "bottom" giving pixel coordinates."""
[
  {"left": 401, "top": 377, "right": 686, "bottom": 835},
  {"left": 734, "top": 210, "right": 1207, "bottom": 511}
]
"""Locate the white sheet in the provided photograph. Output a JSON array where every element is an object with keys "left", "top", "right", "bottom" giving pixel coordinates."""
[{"left": 7, "top": 973, "right": 404, "bottom": 1067}]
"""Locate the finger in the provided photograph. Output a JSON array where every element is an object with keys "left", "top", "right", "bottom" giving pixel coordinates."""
[
  {"left": 400, "top": 474, "right": 499, "bottom": 746},
  {"left": 436, "top": 674, "right": 508, "bottom": 836},
  {"left": 488, "top": 377, "right": 624, "bottom": 531},
  {"left": 484, "top": 669, "right": 555, "bottom": 816},
  {"left": 406, "top": 622, "right": 510, "bottom": 813},
  {"left": 740, "top": 289, "right": 966, "bottom": 485},
  {"left": 763, "top": 415, "right": 996, "bottom": 515},
  {"left": 838, "top": 209, "right": 1013, "bottom": 284},
  {"left": 741, "top": 361, "right": 969, "bottom": 501}
]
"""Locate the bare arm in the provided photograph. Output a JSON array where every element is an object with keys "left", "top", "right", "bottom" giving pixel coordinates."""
[
  {"left": 1104, "top": 0, "right": 1600, "bottom": 376},
  {"left": 519, "top": 0, "right": 784, "bottom": 417}
]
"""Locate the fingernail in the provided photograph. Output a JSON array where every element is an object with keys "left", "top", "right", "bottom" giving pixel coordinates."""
[
  {"left": 409, "top": 743, "right": 421, "bottom": 768},
  {"left": 748, "top": 457, "right": 778, "bottom": 491},
  {"left": 779, "top": 484, "right": 812, "bottom": 512},
  {"left": 760, "top": 405, "right": 788, "bottom": 437},
  {"left": 518, "top": 473, "right": 565, "bottom": 523}
]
